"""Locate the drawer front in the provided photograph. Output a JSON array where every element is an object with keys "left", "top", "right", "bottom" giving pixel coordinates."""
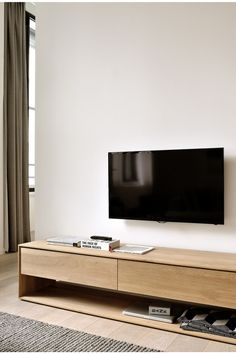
[
  {"left": 21, "top": 248, "right": 117, "bottom": 290},
  {"left": 118, "top": 260, "right": 236, "bottom": 308}
]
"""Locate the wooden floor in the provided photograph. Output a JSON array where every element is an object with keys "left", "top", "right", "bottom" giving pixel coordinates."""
[{"left": 0, "top": 253, "right": 235, "bottom": 352}]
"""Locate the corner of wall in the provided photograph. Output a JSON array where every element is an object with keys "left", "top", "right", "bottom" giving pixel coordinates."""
[{"left": 0, "top": 3, "right": 4, "bottom": 255}]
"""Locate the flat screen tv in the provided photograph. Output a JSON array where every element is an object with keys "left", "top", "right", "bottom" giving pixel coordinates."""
[{"left": 108, "top": 148, "right": 224, "bottom": 225}]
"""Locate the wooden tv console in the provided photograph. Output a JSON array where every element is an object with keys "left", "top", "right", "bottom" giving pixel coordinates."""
[{"left": 19, "top": 241, "right": 236, "bottom": 344}]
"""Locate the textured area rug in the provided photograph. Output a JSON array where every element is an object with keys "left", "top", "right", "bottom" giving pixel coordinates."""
[{"left": 0, "top": 312, "right": 158, "bottom": 352}]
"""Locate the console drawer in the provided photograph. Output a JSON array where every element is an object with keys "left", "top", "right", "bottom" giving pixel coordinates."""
[
  {"left": 21, "top": 248, "right": 117, "bottom": 290},
  {"left": 118, "top": 260, "right": 236, "bottom": 308}
]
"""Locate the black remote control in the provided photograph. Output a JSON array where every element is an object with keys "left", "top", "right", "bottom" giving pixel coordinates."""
[{"left": 90, "top": 235, "right": 112, "bottom": 241}]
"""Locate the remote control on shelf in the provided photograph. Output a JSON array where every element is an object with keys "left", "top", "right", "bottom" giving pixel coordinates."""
[{"left": 90, "top": 236, "right": 113, "bottom": 241}]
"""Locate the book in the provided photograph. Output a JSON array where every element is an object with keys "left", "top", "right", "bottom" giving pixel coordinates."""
[
  {"left": 81, "top": 239, "right": 120, "bottom": 251},
  {"left": 46, "top": 236, "right": 83, "bottom": 247},
  {"left": 149, "top": 301, "right": 172, "bottom": 316},
  {"left": 113, "top": 244, "right": 154, "bottom": 255},
  {"left": 123, "top": 303, "right": 176, "bottom": 323}
]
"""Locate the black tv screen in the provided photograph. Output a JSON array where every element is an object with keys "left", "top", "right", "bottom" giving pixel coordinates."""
[{"left": 108, "top": 148, "right": 224, "bottom": 225}]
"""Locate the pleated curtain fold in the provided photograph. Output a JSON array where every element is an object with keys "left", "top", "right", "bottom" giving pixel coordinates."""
[{"left": 3, "top": 2, "right": 31, "bottom": 252}]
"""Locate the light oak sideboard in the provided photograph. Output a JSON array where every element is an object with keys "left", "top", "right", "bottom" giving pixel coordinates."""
[{"left": 19, "top": 240, "right": 236, "bottom": 344}]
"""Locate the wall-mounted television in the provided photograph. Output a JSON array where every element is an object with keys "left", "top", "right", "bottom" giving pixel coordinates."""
[{"left": 108, "top": 148, "right": 224, "bottom": 225}]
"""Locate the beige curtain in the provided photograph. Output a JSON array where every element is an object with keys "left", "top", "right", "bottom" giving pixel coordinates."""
[{"left": 3, "top": 3, "right": 31, "bottom": 252}]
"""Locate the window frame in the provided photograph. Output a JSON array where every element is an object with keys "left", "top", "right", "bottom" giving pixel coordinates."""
[{"left": 26, "top": 11, "right": 36, "bottom": 193}]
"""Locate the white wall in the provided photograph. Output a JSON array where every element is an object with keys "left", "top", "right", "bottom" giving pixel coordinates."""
[
  {"left": 0, "top": 3, "right": 4, "bottom": 254},
  {"left": 36, "top": 3, "right": 236, "bottom": 253}
]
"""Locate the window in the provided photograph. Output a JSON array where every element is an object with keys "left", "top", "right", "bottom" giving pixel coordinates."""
[{"left": 26, "top": 12, "right": 35, "bottom": 191}]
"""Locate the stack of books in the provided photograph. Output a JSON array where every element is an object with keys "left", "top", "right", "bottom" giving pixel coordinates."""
[
  {"left": 46, "top": 236, "right": 83, "bottom": 247},
  {"left": 46, "top": 236, "right": 120, "bottom": 251},
  {"left": 123, "top": 301, "right": 185, "bottom": 324},
  {"left": 81, "top": 239, "right": 120, "bottom": 251}
]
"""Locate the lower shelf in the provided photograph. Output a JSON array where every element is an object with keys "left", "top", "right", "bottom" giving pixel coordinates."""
[{"left": 20, "top": 284, "right": 236, "bottom": 345}]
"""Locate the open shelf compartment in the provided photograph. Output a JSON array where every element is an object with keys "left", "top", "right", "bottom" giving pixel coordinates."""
[{"left": 20, "top": 282, "right": 236, "bottom": 345}]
